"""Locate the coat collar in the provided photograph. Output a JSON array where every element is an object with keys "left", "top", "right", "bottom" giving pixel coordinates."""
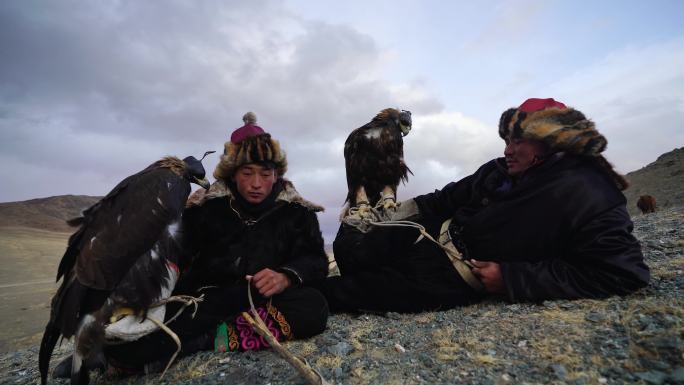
[
  {"left": 186, "top": 178, "right": 324, "bottom": 212},
  {"left": 495, "top": 152, "right": 567, "bottom": 180}
]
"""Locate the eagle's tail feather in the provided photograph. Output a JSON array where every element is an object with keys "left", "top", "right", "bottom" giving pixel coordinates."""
[
  {"left": 66, "top": 216, "right": 84, "bottom": 227},
  {"left": 71, "top": 301, "right": 113, "bottom": 385},
  {"left": 39, "top": 322, "right": 60, "bottom": 385},
  {"left": 405, "top": 164, "right": 413, "bottom": 177}
]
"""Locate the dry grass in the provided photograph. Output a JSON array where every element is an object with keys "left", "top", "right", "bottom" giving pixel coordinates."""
[
  {"left": 0, "top": 227, "right": 67, "bottom": 353},
  {"left": 1, "top": 205, "right": 681, "bottom": 385},
  {"left": 314, "top": 354, "right": 343, "bottom": 369},
  {"left": 349, "top": 366, "right": 378, "bottom": 384},
  {"left": 422, "top": 291, "right": 682, "bottom": 384},
  {"left": 650, "top": 255, "right": 684, "bottom": 279},
  {"left": 622, "top": 299, "right": 684, "bottom": 369},
  {"left": 528, "top": 334, "right": 584, "bottom": 368},
  {"left": 164, "top": 354, "right": 222, "bottom": 382},
  {"left": 412, "top": 313, "right": 436, "bottom": 324},
  {"left": 291, "top": 340, "right": 318, "bottom": 358},
  {"left": 432, "top": 326, "right": 462, "bottom": 361},
  {"left": 349, "top": 318, "right": 374, "bottom": 352}
]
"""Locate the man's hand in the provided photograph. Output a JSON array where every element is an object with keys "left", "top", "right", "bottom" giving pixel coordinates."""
[
  {"left": 471, "top": 260, "right": 506, "bottom": 294},
  {"left": 247, "top": 268, "right": 292, "bottom": 297}
]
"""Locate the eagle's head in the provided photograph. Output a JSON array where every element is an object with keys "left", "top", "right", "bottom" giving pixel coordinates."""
[
  {"left": 398, "top": 109, "right": 412, "bottom": 137},
  {"left": 182, "top": 150, "right": 215, "bottom": 189},
  {"left": 373, "top": 108, "right": 412, "bottom": 137}
]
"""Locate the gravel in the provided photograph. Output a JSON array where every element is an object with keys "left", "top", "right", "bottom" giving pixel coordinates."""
[{"left": 2, "top": 206, "right": 683, "bottom": 385}]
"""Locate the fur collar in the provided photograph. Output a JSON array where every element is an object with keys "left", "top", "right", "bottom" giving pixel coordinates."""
[{"left": 186, "top": 179, "right": 324, "bottom": 212}]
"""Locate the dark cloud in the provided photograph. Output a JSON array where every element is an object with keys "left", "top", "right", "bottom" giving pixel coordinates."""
[
  {"left": 5, "top": 1, "right": 678, "bottom": 243},
  {"left": 0, "top": 0, "right": 445, "bottom": 242}
]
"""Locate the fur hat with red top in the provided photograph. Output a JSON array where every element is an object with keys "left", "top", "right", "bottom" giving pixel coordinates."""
[
  {"left": 498, "top": 97, "right": 607, "bottom": 157},
  {"left": 498, "top": 98, "right": 628, "bottom": 190},
  {"left": 213, "top": 112, "right": 288, "bottom": 180}
]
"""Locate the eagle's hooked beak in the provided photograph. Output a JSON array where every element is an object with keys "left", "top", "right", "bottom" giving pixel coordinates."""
[
  {"left": 399, "top": 123, "right": 411, "bottom": 137},
  {"left": 194, "top": 176, "right": 211, "bottom": 190}
]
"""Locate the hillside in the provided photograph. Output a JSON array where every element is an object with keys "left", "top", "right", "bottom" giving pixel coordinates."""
[
  {"left": 2, "top": 205, "right": 682, "bottom": 385},
  {"left": 624, "top": 147, "right": 684, "bottom": 216},
  {"left": 0, "top": 148, "right": 681, "bottom": 233},
  {"left": 0, "top": 195, "right": 101, "bottom": 233},
  {"left": 0, "top": 150, "right": 682, "bottom": 384}
]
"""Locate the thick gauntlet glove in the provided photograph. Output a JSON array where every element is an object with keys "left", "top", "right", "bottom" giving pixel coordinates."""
[{"left": 389, "top": 198, "right": 420, "bottom": 222}]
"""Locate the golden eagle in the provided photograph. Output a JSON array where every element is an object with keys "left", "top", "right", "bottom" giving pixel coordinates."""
[
  {"left": 39, "top": 153, "right": 212, "bottom": 385},
  {"left": 344, "top": 108, "right": 412, "bottom": 210}
]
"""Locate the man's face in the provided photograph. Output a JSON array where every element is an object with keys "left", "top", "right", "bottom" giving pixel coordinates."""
[
  {"left": 504, "top": 136, "right": 548, "bottom": 176},
  {"left": 233, "top": 163, "right": 277, "bottom": 204}
]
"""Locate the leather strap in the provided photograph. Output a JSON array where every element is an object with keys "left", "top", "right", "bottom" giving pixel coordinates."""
[{"left": 438, "top": 219, "right": 484, "bottom": 292}]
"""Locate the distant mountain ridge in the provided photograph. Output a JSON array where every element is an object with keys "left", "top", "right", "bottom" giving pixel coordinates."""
[
  {"left": 0, "top": 148, "right": 681, "bottom": 232},
  {"left": 623, "top": 147, "right": 684, "bottom": 216},
  {"left": 0, "top": 195, "right": 101, "bottom": 233}
]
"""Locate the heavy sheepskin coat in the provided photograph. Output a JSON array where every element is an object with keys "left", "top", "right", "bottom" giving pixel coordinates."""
[
  {"left": 178, "top": 179, "right": 328, "bottom": 291},
  {"left": 414, "top": 153, "right": 650, "bottom": 302}
]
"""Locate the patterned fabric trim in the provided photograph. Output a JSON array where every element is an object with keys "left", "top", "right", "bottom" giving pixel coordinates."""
[
  {"left": 268, "top": 302, "right": 293, "bottom": 340},
  {"left": 214, "top": 304, "right": 293, "bottom": 352},
  {"left": 235, "top": 307, "right": 272, "bottom": 350},
  {"left": 215, "top": 322, "right": 228, "bottom": 353},
  {"left": 226, "top": 324, "right": 240, "bottom": 351}
]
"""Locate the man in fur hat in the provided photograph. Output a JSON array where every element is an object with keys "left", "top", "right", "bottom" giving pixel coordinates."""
[
  {"left": 315, "top": 98, "right": 649, "bottom": 313},
  {"left": 96, "top": 113, "right": 330, "bottom": 373}
]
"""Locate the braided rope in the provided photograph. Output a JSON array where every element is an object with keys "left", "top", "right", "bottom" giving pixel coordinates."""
[{"left": 344, "top": 205, "right": 484, "bottom": 291}]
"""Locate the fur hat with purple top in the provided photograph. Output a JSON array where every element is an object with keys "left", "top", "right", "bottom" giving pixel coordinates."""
[{"left": 213, "top": 112, "right": 288, "bottom": 180}]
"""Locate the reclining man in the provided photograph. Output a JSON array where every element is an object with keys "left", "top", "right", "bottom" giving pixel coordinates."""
[{"left": 314, "top": 98, "right": 650, "bottom": 313}]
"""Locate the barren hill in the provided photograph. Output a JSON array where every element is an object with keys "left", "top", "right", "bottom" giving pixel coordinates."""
[
  {"left": 0, "top": 195, "right": 101, "bottom": 233},
  {"left": 623, "top": 147, "right": 684, "bottom": 217},
  {"left": 1, "top": 148, "right": 682, "bottom": 232}
]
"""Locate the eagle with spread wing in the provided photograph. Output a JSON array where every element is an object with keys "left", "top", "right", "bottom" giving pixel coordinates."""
[
  {"left": 39, "top": 153, "right": 212, "bottom": 385},
  {"left": 344, "top": 108, "right": 412, "bottom": 211}
]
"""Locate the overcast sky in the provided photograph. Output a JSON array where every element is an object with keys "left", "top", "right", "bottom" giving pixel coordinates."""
[{"left": 1, "top": 0, "right": 683, "bottom": 242}]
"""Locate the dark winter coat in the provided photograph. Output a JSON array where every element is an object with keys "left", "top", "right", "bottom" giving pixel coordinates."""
[
  {"left": 414, "top": 153, "right": 650, "bottom": 302},
  {"left": 178, "top": 179, "right": 328, "bottom": 292}
]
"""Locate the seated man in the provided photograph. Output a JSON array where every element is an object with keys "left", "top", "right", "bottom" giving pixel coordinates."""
[
  {"left": 315, "top": 98, "right": 649, "bottom": 313},
  {"left": 54, "top": 113, "right": 330, "bottom": 376}
]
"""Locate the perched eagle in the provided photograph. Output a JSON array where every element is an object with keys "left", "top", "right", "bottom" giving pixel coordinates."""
[
  {"left": 39, "top": 154, "right": 212, "bottom": 385},
  {"left": 344, "top": 108, "right": 412, "bottom": 210}
]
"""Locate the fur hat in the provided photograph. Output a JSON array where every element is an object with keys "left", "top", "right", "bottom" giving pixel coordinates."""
[
  {"left": 498, "top": 98, "right": 606, "bottom": 157},
  {"left": 499, "top": 98, "right": 628, "bottom": 190},
  {"left": 213, "top": 112, "right": 288, "bottom": 180}
]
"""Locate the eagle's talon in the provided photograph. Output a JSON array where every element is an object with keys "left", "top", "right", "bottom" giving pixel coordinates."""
[
  {"left": 382, "top": 198, "right": 397, "bottom": 211},
  {"left": 356, "top": 202, "right": 371, "bottom": 216},
  {"left": 343, "top": 202, "right": 375, "bottom": 228},
  {"left": 346, "top": 201, "right": 371, "bottom": 218}
]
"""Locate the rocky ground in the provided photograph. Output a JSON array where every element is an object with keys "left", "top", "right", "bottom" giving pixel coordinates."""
[{"left": 2, "top": 206, "right": 683, "bottom": 385}]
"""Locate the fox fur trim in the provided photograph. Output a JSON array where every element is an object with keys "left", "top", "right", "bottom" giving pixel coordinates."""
[
  {"left": 186, "top": 179, "right": 324, "bottom": 212},
  {"left": 499, "top": 106, "right": 607, "bottom": 157},
  {"left": 213, "top": 133, "right": 288, "bottom": 180}
]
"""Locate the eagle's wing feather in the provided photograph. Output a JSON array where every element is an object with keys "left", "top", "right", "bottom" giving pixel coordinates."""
[
  {"left": 344, "top": 123, "right": 379, "bottom": 203},
  {"left": 65, "top": 168, "right": 189, "bottom": 291},
  {"left": 344, "top": 127, "right": 364, "bottom": 192},
  {"left": 56, "top": 164, "right": 163, "bottom": 283},
  {"left": 344, "top": 108, "right": 412, "bottom": 207},
  {"left": 109, "top": 179, "right": 190, "bottom": 310},
  {"left": 40, "top": 158, "right": 199, "bottom": 385}
]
